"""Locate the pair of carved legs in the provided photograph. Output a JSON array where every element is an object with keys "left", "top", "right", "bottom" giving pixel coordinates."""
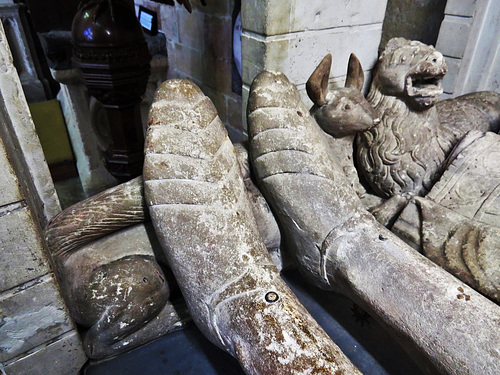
[{"left": 46, "top": 76, "right": 500, "bottom": 374}]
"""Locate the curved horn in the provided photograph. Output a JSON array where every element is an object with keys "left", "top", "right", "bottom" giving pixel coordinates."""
[
  {"left": 345, "top": 53, "right": 364, "bottom": 91},
  {"left": 306, "top": 54, "right": 332, "bottom": 106}
]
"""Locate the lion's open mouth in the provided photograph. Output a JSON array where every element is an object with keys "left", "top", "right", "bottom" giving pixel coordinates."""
[{"left": 405, "top": 72, "right": 445, "bottom": 108}]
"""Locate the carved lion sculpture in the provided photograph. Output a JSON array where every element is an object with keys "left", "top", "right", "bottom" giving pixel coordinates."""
[
  {"left": 354, "top": 37, "right": 500, "bottom": 303},
  {"left": 357, "top": 37, "right": 500, "bottom": 225}
]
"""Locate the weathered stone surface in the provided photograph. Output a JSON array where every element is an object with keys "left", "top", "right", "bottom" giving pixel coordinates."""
[
  {"left": 44, "top": 178, "right": 173, "bottom": 360},
  {"left": 145, "top": 79, "right": 361, "bottom": 374},
  {"left": 437, "top": 91, "right": 500, "bottom": 145},
  {"left": 3, "top": 331, "right": 87, "bottom": 375},
  {"left": 0, "top": 274, "right": 74, "bottom": 362},
  {"left": 0, "top": 204, "right": 51, "bottom": 292},
  {"left": 242, "top": 0, "right": 387, "bottom": 36},
  {"left": 242, "top": 23, "right": 383, "bottom": 88},
  {"left": 248, "top": 69, "right": 500, "bottom": 374},
  {"left": 0, "top": 21, "right": 60, "bottom": 226},
  {"left": 357, "top": 38, "right": 500, "bottom": 225},
  {"left": 85, "top": 299, "right": 191, "bottom": 359},
  {"left": 306, "top": 53, "right": 379, "bottom": 198},
  {"left": 393, "top": 131, "right": 500, "bottom": 302},
  {"left": 358, "top": 39, "right": 447, "bottom": 201},
  {"left": 234, "top": 143, "right": 284, "bottom": 270},
  {"left": 0, "top": 134, "right": 21, "bottom": 207},
  {"left": 45, "top": 176, "right": 147, "bottom": 260}
]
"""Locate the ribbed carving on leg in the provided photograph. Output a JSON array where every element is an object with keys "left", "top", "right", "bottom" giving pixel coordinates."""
[{"left": 144, "top": 79, "right": 360, "bottom": 375}]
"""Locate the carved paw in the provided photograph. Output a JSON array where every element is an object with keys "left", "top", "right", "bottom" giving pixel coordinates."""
[{"left": 370, "top": 194, "right": 410, "bottom": 227}]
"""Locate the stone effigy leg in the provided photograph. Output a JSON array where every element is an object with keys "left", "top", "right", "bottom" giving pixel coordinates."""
[
  {"left": 234, "top": 142, "right": 285, "bottom": 270},
  {"left": 247, "top": 70, "right": 500, "bottom": 375},
  {"left": 144, "top": 79, "right": 361, "bottom": 375}
]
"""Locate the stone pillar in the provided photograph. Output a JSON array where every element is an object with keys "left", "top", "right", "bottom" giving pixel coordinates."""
[
  {"left": 0, "top": 22, "right": 87, "bottom": 374},
  {"left": 0, "top": 3, "right": 50, "bottom": 102},
  {"left": 52, "top": 67, "right": 119, "bottom": 197},
  {"left": 436, "top": 0, "right": 500, "bottom": 97},
  {"left": 241, "top": 0, "right": 388, "bottom": 129}
]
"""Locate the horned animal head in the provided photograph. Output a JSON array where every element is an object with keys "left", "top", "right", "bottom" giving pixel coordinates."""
[
  {"left": 306, "top": 53, "right": 379, "bottom": 138},
  {"left": 373, "top": 37, "right": 447, "bottom": 110}
]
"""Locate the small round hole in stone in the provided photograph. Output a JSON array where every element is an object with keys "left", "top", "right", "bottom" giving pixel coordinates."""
[{"left": 265, "top": 291, "right": 279, "bottom": 303}]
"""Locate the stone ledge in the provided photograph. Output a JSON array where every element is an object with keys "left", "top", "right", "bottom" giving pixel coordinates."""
[{"left": 0, "top": 205, "right": 51, "bottom": 291}]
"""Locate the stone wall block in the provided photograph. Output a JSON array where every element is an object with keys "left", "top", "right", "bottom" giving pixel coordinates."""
[
  {"left": 242, "top": 24, "right": 382, "bottom": 87},
  {"left": 242, "top": 0, "right": 387, "bottom": 36},
  {"left": 0, "top": 134, "right": 22, "bottom": 207},
  {"left": 3, "top": 331, "right": 87, "bottom": 375},
  {"left": 202, "top": 55, "right": 232, "bottom": 93},
  {"left": 436, "top": 16, "right": 472, "bottom": 59},
  {"left": 177, "top": 8, "right": 204, "bottom": 51},
  {"left": 170, "top": 42, "right": 203, "bottom": 82},
  {"left": 0, "top": 274, "right": 74, "bottom": 362},
  {"left": 241, "top": 0, "right": 292, "bottom": 36},
  {"left": 204, "top": 14, "right": 232, "bottom": 62},
  {"left": 240, "top": 33, "right": 266, "bottom": 86},
  {"left": 445, "top": 0, "right": 477, "bottom": 17},
  {"left": 0, "top": 205, "right": 51, "bottom": 292}
]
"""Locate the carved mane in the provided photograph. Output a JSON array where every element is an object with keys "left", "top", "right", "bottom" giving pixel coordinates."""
[{"left": 357, "top": 87, "right": 447, "bottom": 198}]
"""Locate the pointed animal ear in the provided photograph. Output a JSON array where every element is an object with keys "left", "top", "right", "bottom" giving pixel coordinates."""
[
  {"left": 306, "top": 54, "right": 332, "bottom": 106},
  {"left": 345, "top": 53, "right": 364, "bottom": 91}
]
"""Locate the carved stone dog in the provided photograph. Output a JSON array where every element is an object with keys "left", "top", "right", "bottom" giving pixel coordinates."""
[{"left": 307, "top": 53, "right": 380, "bottom": 199}]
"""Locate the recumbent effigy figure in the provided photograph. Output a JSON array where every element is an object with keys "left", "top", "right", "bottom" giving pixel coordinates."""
[{"left": 304, "top": 38, "right": 500, "bottom": 305}]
